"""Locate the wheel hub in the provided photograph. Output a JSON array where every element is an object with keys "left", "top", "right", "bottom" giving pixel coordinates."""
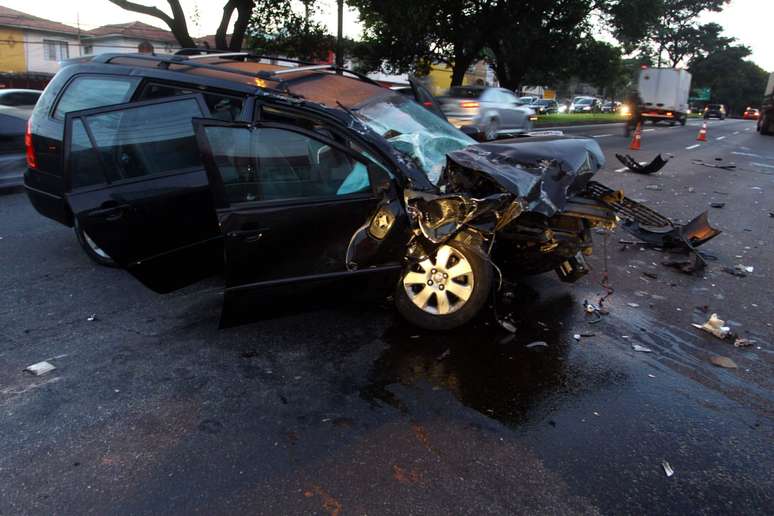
[{"left": 402, "top": 245, "right": 475, "bottom": 315}]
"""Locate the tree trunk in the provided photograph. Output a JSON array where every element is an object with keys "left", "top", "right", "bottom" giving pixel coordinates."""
[
  {"left": 227, "top": 1, "right": 255, "bottom": 51},
  {"left": 450, "top": 58, "right": 470, "bottom": 87}
]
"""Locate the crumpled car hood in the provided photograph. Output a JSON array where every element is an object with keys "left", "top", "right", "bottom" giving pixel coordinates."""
[{"left": 440, "top": 136, "right": 606, "bottom": 217}]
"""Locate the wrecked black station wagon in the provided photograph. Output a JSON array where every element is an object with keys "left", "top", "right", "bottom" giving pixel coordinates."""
[{"left": 23, "top": 50, "right": 718, "bottom": 330}]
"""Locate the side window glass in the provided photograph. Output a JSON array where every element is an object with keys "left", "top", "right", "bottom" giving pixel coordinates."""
[
  {"left": 82, "top": 98, "right": 204, "bottom": 180},
  {"left": 54, "top": 76, "right": 139, "bottom": 120},
  {"left": 203, "top": 126, "right": 370, "bottom": 204},
  {"left": 139, "top": 83, "right": 243, "bottom": 121},
  {"left": 69, "top": 119, "right": 105, "bottom": 188}
]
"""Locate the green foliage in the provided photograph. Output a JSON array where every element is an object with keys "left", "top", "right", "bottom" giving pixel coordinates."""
[
  {"left": 572, "top": 39, "right": 628, "bottom": 98},
  {"left": 689, "top": 45, "right": 769, "bottom": 114},
  {"left": 247, "top": 0, "right": 334, "bottom": 61}
]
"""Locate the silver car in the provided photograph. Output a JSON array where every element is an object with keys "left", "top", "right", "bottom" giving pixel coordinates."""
[{"left": 440, "top": 86, "right": 536, "bottom": 141}]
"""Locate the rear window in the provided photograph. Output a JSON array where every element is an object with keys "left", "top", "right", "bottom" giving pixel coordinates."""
[
  {"left": 54, "top": 76, "right": 139, "bottom": 120},
  {"left": 448, "top": 87, "right": 483, "bottom": 99}
]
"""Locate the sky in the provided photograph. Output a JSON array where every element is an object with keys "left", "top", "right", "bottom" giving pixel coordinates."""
[{"left": 1, "top": 0, "right": 771, "bottom": 71}]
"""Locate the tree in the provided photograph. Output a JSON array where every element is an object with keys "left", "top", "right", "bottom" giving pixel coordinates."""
[
  {"left": 486, "top": 0, "right": 593, "bottom": 91},
  {"left": 604, "top": 0, "right": 728, "bottom": 67},
  {"left": 247, "top": 0, "right": 334, "bottom": 61},
  {"left": 107, "top": 0, "right": 256, "bottom": 50},
  {"left": 572, "top": 40, "right": 628, "bottom": 98},
  {"left": 348, "top": 0, "right": 497, "bottom": 86},
  {"left": 689, "top": 45, "right": 769, "bottom": 114}
]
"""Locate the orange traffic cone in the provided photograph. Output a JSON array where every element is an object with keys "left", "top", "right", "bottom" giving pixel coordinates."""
[
  {"left": 696, "top": 121, "right": 708, "bottom": 142},
  {"left": 629, "top": 122, "right": 642, "bottom": 150}
]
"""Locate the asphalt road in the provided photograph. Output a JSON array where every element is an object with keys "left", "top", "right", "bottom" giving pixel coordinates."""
[{"left": 1, "top": 119, "right": 772, "bottom": 514}]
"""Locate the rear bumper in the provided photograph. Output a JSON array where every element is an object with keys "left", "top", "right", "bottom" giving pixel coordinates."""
[
  {"left": 641, "top": 110, "right": 683, "bottom": 119},
  {"left": 446, "top": 116, "right": 478, "bottom": 129}
]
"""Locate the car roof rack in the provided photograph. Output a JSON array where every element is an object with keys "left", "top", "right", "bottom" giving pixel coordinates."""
[{"left": 92, "top": 51, "right": 381, "bottom": 89}]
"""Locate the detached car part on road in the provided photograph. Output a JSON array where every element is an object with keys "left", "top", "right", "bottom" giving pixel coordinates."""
[{"left": 24, "top": 50, "right": 719, "bottom": 330}]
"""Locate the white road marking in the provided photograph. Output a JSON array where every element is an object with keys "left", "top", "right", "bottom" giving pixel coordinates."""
[
  {"left": 733, "top": 131, "right": 740, "bottom": 135},
  {"left": 751, "top": 162, "right": 774, "bottom": 170},
  {"left": 592, "top": 134, "right": 612, "bottom": 138},
  {"left": 716, "top": 136, "right": 726, "bottom": 140},
  {"left": 642, "top": 128, "right": 655, "bottom": 132},
  {"left": 732, "top": 151, "right": 762, "bottom": 158},
  {"left": 614, "top": 167, "right": 628, "bottom": 172},
  {"left": 745, "top": 128, "right": 751, "bottom": 131},
  {"left": 685, "top": 144, "right": 701, "bottom": 150}
]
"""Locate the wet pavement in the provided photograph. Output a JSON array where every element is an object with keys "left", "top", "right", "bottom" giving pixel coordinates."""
[{"left": 1, "top": 118, "right": 772, "bottom": 514}]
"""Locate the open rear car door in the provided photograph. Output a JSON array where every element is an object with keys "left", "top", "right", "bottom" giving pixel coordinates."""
[
  {"left": 408, "top": 76, "right": 447, "bottom": 121},
  {"left": 63, "top": 95, "right": 222, "bottom": 293}
]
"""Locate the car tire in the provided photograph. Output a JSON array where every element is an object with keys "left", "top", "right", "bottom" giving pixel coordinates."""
[
  {"left": 395, "top": 241, "right": 493, "bottom": 331},
  {"left": 484, "top": 119, "right": 499, "bottom": 141},
  {"left": 74, "top": 219, "right": 117, "bottom": 267},
  {"left": 762, "top": 115, "right": 772, "bottom": 135}
]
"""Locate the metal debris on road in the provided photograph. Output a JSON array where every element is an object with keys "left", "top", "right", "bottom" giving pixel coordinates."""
[
  {"left": 526, "top": 341, "right": 548, "bottom": 349},
  {"left": 24, "top": 361, "right": 56, "bottom": 376},
  {"left": 709, "top": 355, "right": 738, "bottom": 369},
  {"left": 662, "top": 460, "right": 675, "bottom": 477},
  {"left": 645, "top": 184, "right": 662, "bottom": 191},
  {"left": 692, "top": 159, "right": 736, "bottom": 170},
  {"left": 632, "top": 344, "right": 654, "bottom": 353},
  {"left": 627, "top": 302, "right": 640, "bottom": 308},
  {"left": 710, "top": 202, "right": 725, "bottom": 208},
  {"left": 87, "top": 314, "right": 98, "bottom": 322},
  {"left": 573, "top": 334, "right": 581, "bottom": 341},
  {"left": 692, "top": 313, "right": 731, "bottom": 339},
  {"left": 733, "top": 337, "right": 754, "bottom": 348}
]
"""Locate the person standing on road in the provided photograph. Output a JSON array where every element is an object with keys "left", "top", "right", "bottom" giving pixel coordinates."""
[{"left": 624, "top": 90, "right": 643, "bottom": 136}]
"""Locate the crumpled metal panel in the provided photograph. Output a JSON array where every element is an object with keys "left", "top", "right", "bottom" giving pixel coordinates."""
[{"left": 441, "top": 137, "right": 606, "bottom": 217}]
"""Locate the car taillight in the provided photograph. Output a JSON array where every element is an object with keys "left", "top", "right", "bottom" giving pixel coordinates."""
[
  {"left": 460, "top": 101, "right": 479, "bottom": 108},
  {"left": 666, "top": 112, "right": 673, "bottom": 117},
  {"left": 25, "top": 119, "right": 37, "bottom": 169}
]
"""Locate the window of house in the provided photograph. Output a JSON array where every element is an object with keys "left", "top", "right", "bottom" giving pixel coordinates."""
[{"left": 43, "top": 40, "right": 69, "bottom": 61}]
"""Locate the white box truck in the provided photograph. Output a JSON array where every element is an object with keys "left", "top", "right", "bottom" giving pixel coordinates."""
[{"left": 637, "top": 68, "right": 692, "bottom": 125}]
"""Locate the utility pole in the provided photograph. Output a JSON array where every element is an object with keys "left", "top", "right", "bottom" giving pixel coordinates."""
[{"left": 335, "top": 0, "right": 344, "bottom": 72}]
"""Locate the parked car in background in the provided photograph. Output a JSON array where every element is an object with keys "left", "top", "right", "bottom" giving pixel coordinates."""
[
  {"left": 569, "top": 97, "right": 601, "bottom": 113},
  {"left": 0, "top": 89, "right": 42, "bottom": 108},
  {"left": 601, "top": 101, "right": 621, "bottom": 113},
  {"left": 440, "top": 86, "right": 537, "bottom": 140},
  {"left": 526, "top": 99, "right": 558, "bottom": 114},
  {"left": 0, "top": 105, "right": 32, "bottom": 188},
  {"left": 743, "top": 107, "right": 759, "bottom": 120},
  {"left": 703, "top": 104, "right": 726, "bottom": 119},
  {"left": 556, "top": 99, "right": 570, "bottom": 113},
  {"left": 517, "top": 95, "right": 538, "bottom": 105}
]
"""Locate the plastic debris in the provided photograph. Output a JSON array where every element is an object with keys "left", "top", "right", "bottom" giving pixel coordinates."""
[
  {"left": 662, "top": 461, "right": 674, "bottom": 477},
  {"left": 615, "top": 153, "right": 669, "bottom": 174},
  {"left": 627, "top": 302, "right": 640, "bottom": 308},
  {"left": 710, "top": 355, "right": 738, "bottom": 369},
  {"left": 733, "top": 337, "right": 753, "bottom": 348},
  {"left": 87, "top": 314, "right": 98, "bottom": 322},
  {"left": 644, "top": 184, "right": 662, "bottom": 191},
  {"left": 723, "top": 264, "right": 754, "bottom": 277},
  {"left": 573, "top": 334, "right": 581, "bottom": 341},
  {"left": 24, "top": 361, "right": 56, "bottom": 376},
  {"left": 692, "top": 313, "right": 731, "bottom": 339},
  {"left": 632, "top": 344, "right": 653, "bottom": 353},
  {"left": 498, "top": 319, "right": 517, "bottom": 333},
  {"left": 526, "top": 341, "right": 548, "bottom": 349}
]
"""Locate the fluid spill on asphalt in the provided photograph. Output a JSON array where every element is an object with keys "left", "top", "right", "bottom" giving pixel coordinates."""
[{"left": 361, "top": 282, "right": 624, "bottom": 426}]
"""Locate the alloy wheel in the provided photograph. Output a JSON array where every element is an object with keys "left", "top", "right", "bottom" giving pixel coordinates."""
[
  {"left": 402, "top": 245, "right": 475, "bottom": 315},
  {"left": 83, "top": 231, "right": 111, "bottom": 260}
]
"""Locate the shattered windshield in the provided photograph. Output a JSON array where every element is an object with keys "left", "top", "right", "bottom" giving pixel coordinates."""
[{"left": 354, "top": 93, "right": 475, "bottom": 184}]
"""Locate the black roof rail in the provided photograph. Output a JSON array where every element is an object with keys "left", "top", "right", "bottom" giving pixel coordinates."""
[{"left": 90, "top": 52, "right": 383, "bottom": 90}]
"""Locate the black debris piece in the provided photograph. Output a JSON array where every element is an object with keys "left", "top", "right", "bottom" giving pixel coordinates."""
[{"left": 615, "top": 153, "right": 669, "bottom": 174}]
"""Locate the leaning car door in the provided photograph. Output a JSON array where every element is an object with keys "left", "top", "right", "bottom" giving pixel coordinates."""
[
  {"left": 408, "top": 76, "right": 447, "bottom": 121},
  {"left": 194, "top": 120, "right": 407, "bottom": 322},
  {"left": 63, "top": 95, "right": 222, "bottom": 293}
]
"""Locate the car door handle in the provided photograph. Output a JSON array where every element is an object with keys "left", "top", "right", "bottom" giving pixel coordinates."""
[
  {"left": 90, "top": 202, "right": 131, "bottom": 221},
  {"left": 226, "top": 229, "right": 267, "bottom": 243}
]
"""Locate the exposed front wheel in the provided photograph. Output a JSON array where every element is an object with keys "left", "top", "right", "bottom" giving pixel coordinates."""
[
  {"left": 74, "top": 219, "right": 117, "bottom": 267},
  {"left": 395, "top": 242, "right": 493, "bottom": 330}
]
